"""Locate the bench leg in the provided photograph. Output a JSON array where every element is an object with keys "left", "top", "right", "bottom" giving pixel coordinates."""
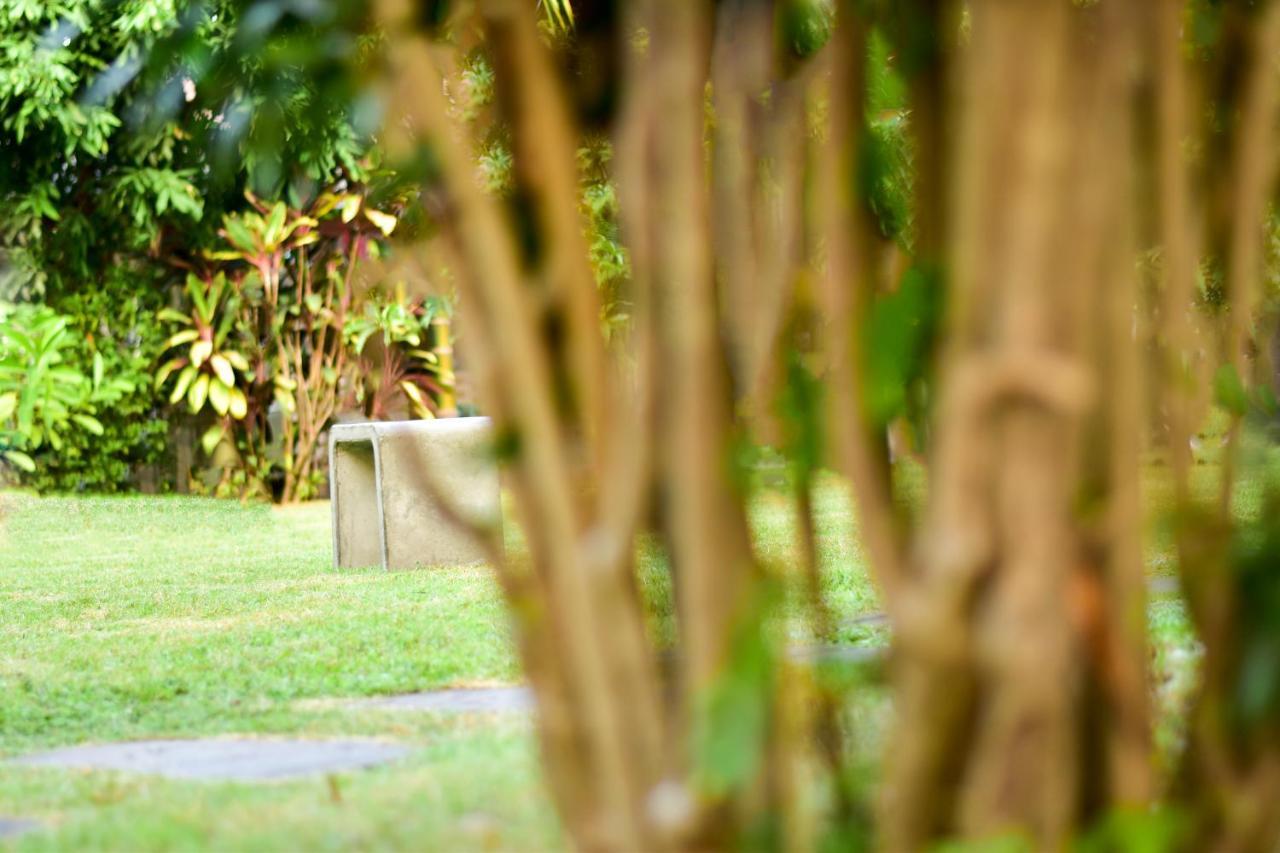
[{"left": 330, "top": 439, "right": 386, "bottom": 569}]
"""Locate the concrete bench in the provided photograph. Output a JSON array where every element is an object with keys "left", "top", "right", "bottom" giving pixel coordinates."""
[{"left": 329, "top": 418, "right": 501, "bottom": 570}]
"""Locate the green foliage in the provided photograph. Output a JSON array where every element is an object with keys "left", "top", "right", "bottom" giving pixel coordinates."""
[
  {"left": 477, "top": 139, "right": 516, "bottom": 195},
  {"left": 1076, "top": 807, "right": 1189, "bottom": 853},
  {"left": 1226, "top": 450, "right": 1280, "bottom": 728},
  {"left": 0, "top": 0, "right": 373, "bottom": 300},
  {"left": 1196, "top": 256, "right": 1227, "bottom": 311},
  {"left": 0, "top": 494, "right": 552, "bottom": 849},
  {"left": 780, "top": 0, "right": 835, "bottom": 61},
  {"left": 1214, "top": 364, "right": 1250, "bottom": 417},
  {"left": 541, "top": 0, "right": 575, "bottom": 33},
  {"left": 459, "top": 52, "right": 497, "bottom": 120},
  {"left": 156, "top": 188, "right": 398, "bottom": 500},
  {"left": 778, "top": 347, "right": 826, "bottom": 479},
  {"left": 0, "top": 1, "right": 205, "bottom": 296},
  {"left": 577, "top": 137, "right": 630, "bottom": 336},
  {"left": 693, "top": 586, "right": 781, "bottom": 799},
  {"left": 454, "top": 49, "right": 630, "bottom": 336},
  {"left": 154, "top": 272, "right": 253, "bottom": 457},
  {"left": 345, "top": 289, "right": 443, "bottom": 355},
  {"left": 862, "top": 264, "right": 942, "bottom": 430},
  {"left": 0, "top": 301, "right": 130, "bottom": 475},
  {"left": 861, "top": 29, "right": 913, "bottom": 244},
  {"left": 1212, "top": 363, "right": 1278, "bottom": 424},
  {"left": 344, "top": 286, "right": 455, "bottom": 420},
  {"left": 23, "top": 268, "right": 171, "bottom": 492},
  {"left": 1, "top": 0, "right": 381, "bottom": 492}
]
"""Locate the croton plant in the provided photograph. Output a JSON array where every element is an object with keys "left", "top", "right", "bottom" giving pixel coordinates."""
[{"left": 156, "top": 188, "right": 453, "bottom": 502}]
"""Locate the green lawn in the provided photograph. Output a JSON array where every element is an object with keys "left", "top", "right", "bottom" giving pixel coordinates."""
[
  {"left": 0, "top": 469, "right": 1201, "bottom": 851},
  {"left": 0, "top": 495, "right": 550, "bottom": 851}
]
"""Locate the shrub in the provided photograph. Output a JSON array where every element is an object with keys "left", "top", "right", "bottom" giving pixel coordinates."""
[
  {"left": 157, "top": 189, "right": 407, "bottom": 502},
  {"left": 0, "top": 302, "right": 131, "bottom": 479},
  {"left": 344, "top": 287, "right": 456, "bottom": 420},
  {"left": 22, "top": 269, "right": 172, "bottom": 492}
]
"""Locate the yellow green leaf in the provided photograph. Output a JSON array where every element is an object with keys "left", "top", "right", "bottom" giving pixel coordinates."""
[
  {"left": 157, "top": 308, "right": 192, "bottom": 324},
  {"left": 208, "top": 378, "right": 231, "bottom": 416},
  {"left": 200, "top": 423, "right": 225, "bottom": 455},
  {"left": 544, "top": 0, "right": 574, "bottom": 31},
  {"left": 224, "top": 350, "right": 250, "bottom": 371},
  {"left": 170, "top": 365, "right": 197, "bottom": 404},
  {"left": 188, "top": 373, "right": 210, "bottom": 412},
  {"left": 190, "top": 339, "right": 213, "bottom": 368},
  {"left": 364, "top": 207, "right": 397, "bottom": 236},
  {"left": 228, "top": 387, "right": 248, "bottom": 419},
  {"left": 209, "top": 354, "right": 235, "bottom": 387},
  {"left": 3, "top": 449, "right": 35, "bottom": 472},
  {"left": 72, "top": 414, "right": 104, "bottom": 435},
  {"left": 312, "top": 193, "right": 340, "bottom": 218},
  {"left": 264, "top": 202, "right": 287, "bottom": 245},
  {"left": 155, "top": 358, "right": 186, "bottom": 389},
  {"left": 400, "top": 381, "right": 433, "bottom": 419},
  {"left": 339, "top": 195, "right": 361, "bottom": 223},
  {"left": 164, "top": 329, "right": 200, "bottom": 349}
]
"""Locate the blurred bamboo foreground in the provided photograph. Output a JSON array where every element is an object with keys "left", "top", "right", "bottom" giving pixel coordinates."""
[{"left": 374, "top": 0, "right": 1280, "bottom": 849}]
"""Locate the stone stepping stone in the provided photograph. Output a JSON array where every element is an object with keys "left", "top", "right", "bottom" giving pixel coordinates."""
[
  {"left": 364, "top": 686, "right": 534, "bottom": 713},
  {"left": 0, "top": 818, "right": 39, "bottom": 840},
  {"left": 13, "top": 738, "right": 409, "bottom": 782}
]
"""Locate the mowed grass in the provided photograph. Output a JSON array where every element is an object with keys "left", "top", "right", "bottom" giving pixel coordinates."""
[
  {"left": 0, "top": 481, "right": 882, "bottom": 852},
  {"left": 0, "top": 496, "right": 522, "bottom": 750},
  {"left": 0, "top": 459, "right": 1211, "bottom": 851},
  {"left": 0, "top": 494, "right": 552, "bottom": 851}
]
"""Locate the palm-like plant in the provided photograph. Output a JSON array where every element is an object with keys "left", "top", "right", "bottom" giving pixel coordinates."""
[
  {"left": 207, "top": 196, "right": 320, "bottom": 307},
  {"left": 155, "top": 273, "right": 255, "bottom": 455},
  {"left": 156, "top": 187, "right": 400, "bottom": 501},
  {"left": 344, "top": 289, "right": 455, "bottom": 419}
]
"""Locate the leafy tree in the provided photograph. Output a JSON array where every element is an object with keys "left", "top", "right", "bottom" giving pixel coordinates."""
[
  {"left": 21, "top": 266, "right": 172, "bottom": 491},
  {"left": 0, "top": 0, "right": 371, "bottom": 299}
]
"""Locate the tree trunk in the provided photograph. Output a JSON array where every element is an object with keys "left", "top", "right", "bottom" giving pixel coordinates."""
[
  {"left": 880, "top": 2, "right": 1151, "bottom": 846},
  {"left": 371, "top": 0, "right": 1280, "bottom": 849}
]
